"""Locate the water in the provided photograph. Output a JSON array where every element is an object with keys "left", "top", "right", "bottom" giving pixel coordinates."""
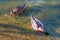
[{"left": 0, "top": 0, "right": 60, "bottom": 40}]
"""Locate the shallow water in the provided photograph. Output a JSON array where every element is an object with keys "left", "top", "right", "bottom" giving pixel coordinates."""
[{"left": 0, "top": 0, "right": 60, "bottom": 40}]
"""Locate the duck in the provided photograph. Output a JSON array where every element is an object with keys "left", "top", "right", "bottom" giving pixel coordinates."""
[
  {"left": 30, "top": 15, "right": 49, "bottom": 35},
  {"left": 10, "top": 4, "right": 26, "bottom": 16}
]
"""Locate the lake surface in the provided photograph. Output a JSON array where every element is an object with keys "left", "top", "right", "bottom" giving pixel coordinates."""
[{"left": 0, "top": 0, "right": 60, "bottom": 40}]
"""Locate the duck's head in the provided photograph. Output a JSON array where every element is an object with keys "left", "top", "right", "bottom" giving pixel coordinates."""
[{"left": 44, "top": 31, "right": 50, "bottom": 35}]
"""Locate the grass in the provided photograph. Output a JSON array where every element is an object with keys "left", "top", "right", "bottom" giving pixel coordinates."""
[{"left": 0, "top": 1, "right": 60, "bottom": 40}]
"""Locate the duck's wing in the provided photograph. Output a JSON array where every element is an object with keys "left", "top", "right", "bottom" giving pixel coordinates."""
[
  {"left": 19, "top": 4, "right": 26, "bottom": 10},
  {"left": 30, "top": 15, "right": 44, "bottom": 28},
  {"left": 33, "top": 16, "right": 44, "bottom": 28},
  {"left": 30, "top": 15, "right": 38, "bottom": 30}
]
